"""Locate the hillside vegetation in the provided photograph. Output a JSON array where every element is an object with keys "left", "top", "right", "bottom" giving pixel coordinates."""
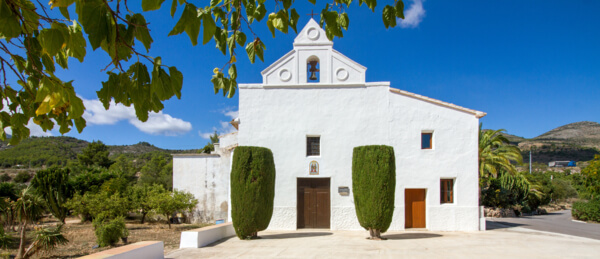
[
  {"left": 0, "top": 137, "right": 197, "bottom": 169},
  {"left": 497, "top": 121, "right": 600, "bottom": 164}
]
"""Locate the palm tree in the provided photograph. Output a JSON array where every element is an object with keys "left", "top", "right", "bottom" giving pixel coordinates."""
[{"left": 479, "top": 123, "right": 523, "bottom": 180}]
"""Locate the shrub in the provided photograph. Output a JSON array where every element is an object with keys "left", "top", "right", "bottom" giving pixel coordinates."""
[
  {"left": 0, "top": 228, "right": 13, "bottom": 249},
  {"left": 93, "top": 217, "right": 129, "bottom": 247},
  {"left": 0, "top": 173, "right": 10, "bottom": 182},
  {"left": 352, "top": 145, "right": 396, "bottom": 240},
  {"left": 230, "top": 146, "right": 275, "bottom": 239},
  {"left": 572, "top": 199, "right": 600, "bottom": 222},
  {"left": 13, "top": 172, "right": 31, "bottom": 183}
]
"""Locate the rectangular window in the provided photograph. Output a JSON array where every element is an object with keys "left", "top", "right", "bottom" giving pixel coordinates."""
[
  {"left": 440, "top": 179, "right": 454, "bottom": 204},
  {"left": 421, "top": 132, "right": 433, "bottom": 149},
  {"left": 307, "top": 136, "right": 320, "bottom": 156}
]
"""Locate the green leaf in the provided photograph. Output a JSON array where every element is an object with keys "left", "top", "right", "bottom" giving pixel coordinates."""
[
  {"left": 365, "top": 0, "right": 377, "bottom": 12},
  {"left": 170, "top": 0, "right": 178, "bottom": 17},
  {"left": 235, "top": 31, "right": 246, "bottom": 46},
  {"left": 282, "top": 0, "right": 292, "bottom": 9},
  {"left": 267, "top": 18, "right": 275, "bottom": 38},
  {"left": 41, "top": 54, "right": 56, "bottom": 73},
  {"left": 214, "top": 28, "right": 227, "bottom": 54},
  {"left": 59, "top": 7, "right": 70, "bottom": 20},
  {"left": 308, "top": 0, "right": 316, "bottom": 4},
  {"left": 202, "top": 13, "right": 216, "bottom": 45},
  {"left": 210, "top": 0, "right": 221, "bottom": 7},
  {"left": 254, "top": 3, "right": 267, "bottom": 22},
  {"left": 382, "top": 5, "right": 396, "bottom": 29},
  {"left": 131, "top": 14, "right": 153, "bottom": 52},
  {"left": 169, "top": 3, "right": 200, "bottom": 46},
  {"left": 11, "top": 55, "right": 27, "bottom": 73},
  {"left": 395, "top": 0, "right": 405, "bottom": 19},
  {"left": 228, "top": 64, "right": 237, "bottom": 80},
  {"left": 66, "top": 20, "right": 86, "bottom": 62},
  {"left": 0, "top": 0, "right": 22, "bottom": 39},
  {"left": 74, "top": 117, "right": 86, "bottom": 133},
  {"left": 273, "top": 10, "right": 288, "bottom": 34},
  {"left": 338, "top": 13, "right": 349, "bottom": 31},
  {"left": 142, "top": 0, "right": 166, "bottom": 11},
  {"left": 246, "top": 42, "right": 256, "bottom": 63},
  {"left": 169, "top": 67, "right": 183, "bottom": 99},
  {"left": 40, "top": 29, "right": 66, "bottom": 56},
  {"left": 76, "top": 0, "right": 109, "bottom": 50},
  {"left": 290, "top": 9, "right": 300, "bottom": 33}
]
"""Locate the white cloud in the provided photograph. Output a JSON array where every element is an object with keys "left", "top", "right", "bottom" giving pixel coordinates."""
[
  {"left": 82, "top": 98, "right": 192, "bottom": 136},
  {"left": 198, "top": 107, "right": 238, "bottom": 140},
  {"left": 1, "top": 99, "right": 52, "bottom": 137},
  {"left": 399, "top": 0, "right": 426, "bottom": 28}
]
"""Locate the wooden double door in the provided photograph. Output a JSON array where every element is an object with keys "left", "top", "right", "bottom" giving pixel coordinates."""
[
  {"left": 297, "top": 178, "right": 330, "bottom": 229},
  {"left": 405, "top": 189, "right": 426, "bottom": 228}
]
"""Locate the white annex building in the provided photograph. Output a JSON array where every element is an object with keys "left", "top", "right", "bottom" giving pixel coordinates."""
[{"left": 174, "top": 19, "right": 486, "bottom": 231}]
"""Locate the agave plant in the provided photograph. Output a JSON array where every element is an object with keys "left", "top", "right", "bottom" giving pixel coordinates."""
[{"left": 21, "top": 224, "right": 69, "bottom": 258}]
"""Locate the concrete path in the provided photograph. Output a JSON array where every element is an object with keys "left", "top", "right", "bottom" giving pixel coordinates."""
[
  {"left": 487, "top": 209, "right": 600, "bottom": 240},
  {"left": 166, "top": 224, "right": 600, "bottom": 258}
]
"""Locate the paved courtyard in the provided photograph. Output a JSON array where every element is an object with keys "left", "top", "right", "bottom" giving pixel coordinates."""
[{"left": 166, "top": 222, "right": 600, "bottom": 258}]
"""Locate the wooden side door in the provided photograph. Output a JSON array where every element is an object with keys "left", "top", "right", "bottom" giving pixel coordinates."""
[
  {"left": 405, "top": 189, "right": 426, "bottom": 228},
  {"left": 297, "top": 178, "right": 330, "bottom": 229}
]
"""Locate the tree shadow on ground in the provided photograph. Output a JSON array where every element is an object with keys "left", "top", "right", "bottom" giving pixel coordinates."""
[
  {"left": 383, "top": 233, "right": 442, "bottom": 240},
  {"left": 260, "top": 232, "right": 333, "bottom": 239},
  {"left": 486, "top": 220, "right": 526, "bottom": 230}
]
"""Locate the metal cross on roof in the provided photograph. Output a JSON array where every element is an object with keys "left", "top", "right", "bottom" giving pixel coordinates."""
[{"left": 307, "top": 10, "right": 318, "bottom": 18}]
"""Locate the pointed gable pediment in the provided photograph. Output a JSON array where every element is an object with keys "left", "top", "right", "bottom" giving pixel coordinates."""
[{"left": 261, "top": 19, "right": 366, "bottom": 86}]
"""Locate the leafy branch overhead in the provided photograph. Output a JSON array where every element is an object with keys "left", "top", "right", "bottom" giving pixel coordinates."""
[{"left": 0, "top": 0, "right": 405, "bottom": 144}]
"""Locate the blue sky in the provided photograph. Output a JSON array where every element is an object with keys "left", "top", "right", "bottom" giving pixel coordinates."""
[{"left": 10, "top": 0, "right": 600, "bottom": 149}]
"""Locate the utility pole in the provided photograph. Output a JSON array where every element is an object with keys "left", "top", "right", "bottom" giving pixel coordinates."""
[{"left": 529, "top": 150, "right": 532, "bottom": 174}]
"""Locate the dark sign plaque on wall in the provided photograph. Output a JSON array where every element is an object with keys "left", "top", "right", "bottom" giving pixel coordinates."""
[{"left": 338, "top": 186, "right": 349, "bottom": 196}]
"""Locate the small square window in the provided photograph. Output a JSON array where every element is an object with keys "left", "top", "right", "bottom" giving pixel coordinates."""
[
  {"left": 421, "top": 132, "right": 433, "bottom": 149},
  {"left": 440, "top": 179, "right": 454, "bottom": 204},
  {"left": 307, "top": 137, "right": 320, "bottom": 156}
]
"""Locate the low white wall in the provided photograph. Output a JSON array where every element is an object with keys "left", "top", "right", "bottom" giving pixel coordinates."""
[
  {"left": 179, "top": 222, "right": 236, "bottom": 248},
  {"left": 80, "top": 241, "right": 163, "bottom": 259}
]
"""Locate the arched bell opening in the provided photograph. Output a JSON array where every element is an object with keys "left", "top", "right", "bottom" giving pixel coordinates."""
[{"left": 307, "top": 56, "right": 320, "bottom": 83}]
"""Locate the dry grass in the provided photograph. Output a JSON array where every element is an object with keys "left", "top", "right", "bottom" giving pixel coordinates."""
[{"left": 1, "top": 217, "right": 211, "bottom": 258}]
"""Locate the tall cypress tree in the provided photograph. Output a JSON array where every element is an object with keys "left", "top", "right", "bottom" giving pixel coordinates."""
[
  {"left": 352, "top": 145, "right": 396, "bottom": 240},
  {"left": 230, "top": 146, "right": 275, "bottom": 239}
]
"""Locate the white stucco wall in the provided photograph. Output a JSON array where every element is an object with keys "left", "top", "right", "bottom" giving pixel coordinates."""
[
  {"left": 173, "top": 154, "right": 230, "bottom": 223},
  {"left": 237, "top": 83, "right": 480, "bottom": 231}
]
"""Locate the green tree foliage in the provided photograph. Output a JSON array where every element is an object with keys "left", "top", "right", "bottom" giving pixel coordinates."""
[
  {"left": 230, "top": 146, "right": 275, "bottom": 239},
  {"left": 0, "top": 137, "right": 81, "bottom": 168},
  {"left": 68, "top": 167, "right": 117, "bottom": 194},
  {"left": 200, "top": 131, "right": 219, "bottom": 154},
  {"left": 78, "top": 141, "right": 113, "bottom": 168},
  {"left": 352, "top": 145, "right": 395, "bottom": 240},
  {"left": 572, "top": 198, "right": 600, "bottom": 222},
  {"left": 109, "top": 154, "right": 137, "bottom": 180},
  {"left": 0, "top": 182, "right": 19, "bottom": 201},
  {"left": 31, "top": 167, "right": 73, "bottom": 223},
  {"left": 0, "top": 0, "right": 405, "bottom": 145},
  {"left": 13, "top": 172, "right": 31, "bottom": 183},
  {"left": 66, "top": 189, "right": 131, "bottom": 222},
  {"left": 129, "top": 184, "right": 166, "bottom": 224},
  {"left": 93, "top": 216, "right": 128, "bottom": 247},
  {"left": 582, "top": 154, "right": 600, "bottom": 199},
  {"left": 479, "top": 124, "right": 523, "bottom": 180},
  {"left": 150, "top": 189, "right": 198, "bottom": 228},
  {"left": 0, "top": 227, "right": 13, "bottom": 249},
  {"left": 139, "top": 153, "right": 173, "bottom": 190}
]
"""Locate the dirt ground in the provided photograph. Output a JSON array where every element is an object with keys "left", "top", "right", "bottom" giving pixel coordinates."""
[{"left": 1, "top": 217, "right": 210, "bottom": 258}]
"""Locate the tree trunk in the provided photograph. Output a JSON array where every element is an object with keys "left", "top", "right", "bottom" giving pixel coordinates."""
[
  {"left": 16, "top": 222, "right": 27, "bottom": 259},
  {"left": 166, "top": 214, "right": 171, "bottom": 229},
  {"left": 141, "top": 212, "right": 147, "bottom": 224},
  {"left": 368, "top": 228, "right": 385, "bottom": 240}
]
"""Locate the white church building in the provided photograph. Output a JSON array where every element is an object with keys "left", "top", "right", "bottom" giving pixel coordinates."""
[{"left": 173, "top": 19, "right": 486, "bottom": 231}]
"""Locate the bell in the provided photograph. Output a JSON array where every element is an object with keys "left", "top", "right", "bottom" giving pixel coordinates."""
[{"left": 308, "top": 60, "right": 319, "bottom": 81}]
